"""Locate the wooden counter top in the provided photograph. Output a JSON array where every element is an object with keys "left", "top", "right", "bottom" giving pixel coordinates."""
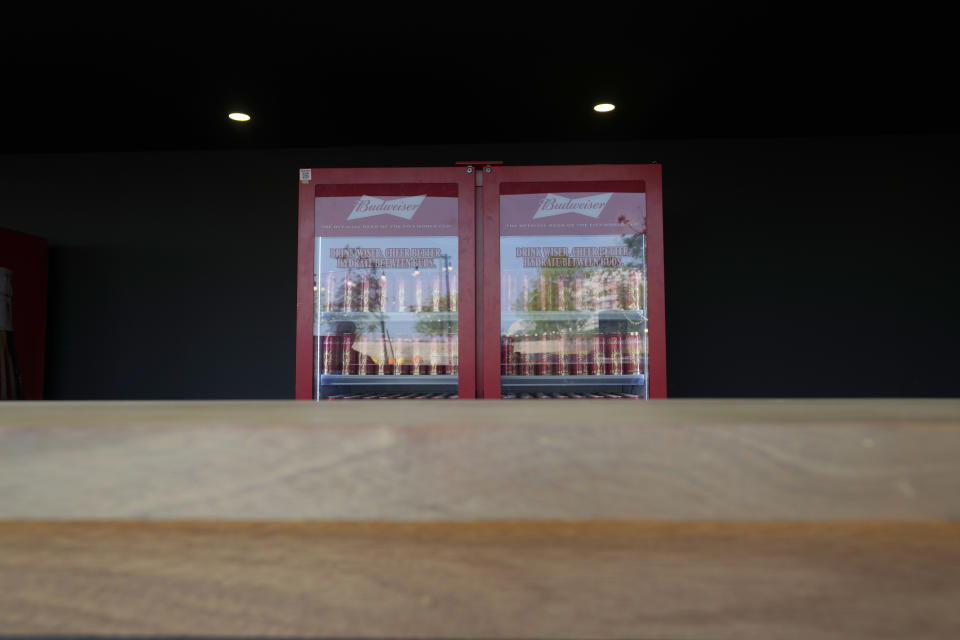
[{"left": 1, "top": 400, "right": 958, "bottom": 638}]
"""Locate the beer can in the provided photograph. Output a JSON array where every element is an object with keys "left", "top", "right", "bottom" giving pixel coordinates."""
[
  {"left": 556, "top": 279, "right": 566, "bottom": 312},
  {"left": 517, "top": 335, "right": 532, "bottom": 376},
  {"left": 607, "top": 333, "right": 623, "bottom": 375},
  {"left": 361, "top": 275, "right": 371, "bottom": 312},
  {"left": 414, "top": 276, "right": 424, "bottom": 313},
  {"left": 322, "top": 334, "right": 341, "bottom": 375},
  {"left": 558, "top": 332, "right": 570, "bottom": 376},
  {"left": 396, "top": 274, "right": 406, "bottom": 312},
  {"left": 590, "top": 333, "right": 605, "bottom": 375},
  {"left": 573, "top": 277, "right": 585, "bottom": 311},
  {"left": 548, "top": 333, "right": 561, "bottom": 375},
  {"left": 536, "top": 334, "right": 551, "bottom": 376},
  {"left": 325, "top": 272, "right": 337, "bottom": 312},
  {"left": 622, "top": 269, "right": 637, "bottom": 310},
  {"left": 624, "top": 331, "right": 642, "bottom": 375},
  {"left": 377, "top": 333, "right": 388, "bottom": 376},
  {"left": 431, "top": 274, "right": 441, "bottom": 312},
  {"left": 573, "top": 334, "right": 586, "bottom": 375},
  {"left": 429, "top": 334, "right": 442, "bottom": 375},
  {"left": 501, "top": 334, "right": 514, "bottom": 376},
  {"left": 631, "top": 269, "right": 643, "bottom": 310},
  {"left": 411, "top": 335, "right": 423, "bottom": 375},
  {"left": 356, "top": 335, "right": 368, "bottom": 376},
  {"left": 378, "top": 273, "right": 388, "bottom": 312},
  {"left": 449, "top": 275, "right": 458, "bottom": 312},
  {"left": 344, "top": 277, "right": 355, "bottom": 312},
  {"left": 598, "top": 272, "right": 611, "bottom": 310},
  {"left": 342, "top": 333, "right": 355, "bottom": 374},
  {"left": 392, "top": 337, "right": 405, "bottom": 375},
  {"left": 521, "top": 274, "right": 530, "bottom": 311},
  {"left": 448, "top": 333, "right": 458, "bottom": 375},
  {"left": 612, "top": 270, "right": 624, "bottom": 310},
  {"left": 539, "top": 274, "right": 549, "bottom": 311},
  {"left": 364, "top": 335, "right": 377, "bottom": 375}
]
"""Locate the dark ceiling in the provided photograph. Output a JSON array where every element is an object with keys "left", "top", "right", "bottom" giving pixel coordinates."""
[{"left": 2, "top": 6, "right": 954, "bottom": 154}]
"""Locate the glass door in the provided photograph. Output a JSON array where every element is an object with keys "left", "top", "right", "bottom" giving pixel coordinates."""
[
  {"left": 297, "top": 164, "right": 664, "bottom": 400},
  {"left": 296, "top": 169, "right": 476, "bottom": 399},
  {"left": 481, "top": 166, "right": 666, "bottom": 399}
]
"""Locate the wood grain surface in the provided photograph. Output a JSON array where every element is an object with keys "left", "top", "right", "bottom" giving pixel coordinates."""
[
  {"left": 2, "top": 400, "right": 959, "bottom": 638},
  {"left": 1, "top": 521, "right": 959, "bottom": 639},
  {"left": 1, "top": 400, "right": 959, "bottom": 520}
]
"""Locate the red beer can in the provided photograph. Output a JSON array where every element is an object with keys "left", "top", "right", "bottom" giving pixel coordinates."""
[
  {"left": 395, "top": 273, "right": 407, "bottom": 312},
  {"left": 573, "top": 334, "right": 586, "bottom": 375},
  {"left": 325, "top": 272, "right": 338, "bottom": 312},
  {"left": 392, "top": 337, "right": 405, "bottom": 376},
  {"left": 590, "top": 333, "right": 605, "bottom": 375},
  {"left": 431, "top": 274, "right": 441, "bottom": 312},
  {"left": 341, "top": 333, "right": 355, "bottom": 375},
  {"left": 356, "top": 335, "right": 369, "bottom": 376},
  {"left": 573, "top": 277, "right": 585, "bottom": 311},
  {"left": 449, "top": 275, "right": 458, "bottom": 312},
  {"left": 447, "top": 333, "right": 458, "bottom": 375},
  {"left": 556, "top": 279, "right": 567, "bottom": 312},
  {"left": 343, "top": 277, "right": 355, "bottom": 312},
  {"left": 625, "top": 269, "right": 642, "bottom": 310},
  {"left": 539, "top": 274, "right": 549, "bottom": 311},
  {"left": 517, "top": 335, "right": 532, "bottom": 376},
  {"left": 361, "top": 274, "right": 371, "bottom": 312},
  {"left": 521, "top": 274, "right": 530, "bottom": 311},
  {"left": 429, "top": 334, "right": 442, "bottom": 375},
  {"left": 531, "top": 334, "right": 544, "bottom": 376},
  {"left": 377, "top": 333, "right": 388, "bottom": 375},
  {"left": 624, "top": 331, "right": 642, "bottom": 375},
  {"left": 322, "top": 334, "right": 341, "bottom": 375},
  {"left": 414, "top": 276, "right": 424, "bottom": 313},
  {"left": 378, "top": 273, "right": 388, "bottom": 312},
  {"left": 501, "top": 334, "right": 514, "bottom": 376},
  {"left": 607, "top": 333, "right": 623, "bottom": 375},
  {"left": 411, "top": 335, "right": 423, "bottom": 375},
  {"left": 558, "top": 332, "right": 570, "bottom": 376}
]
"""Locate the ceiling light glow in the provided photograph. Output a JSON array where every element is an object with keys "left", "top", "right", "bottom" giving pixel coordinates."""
[
  {"left": 228, "top": 112, "right": 251, "bottom": 122},
  {"left": 593, "top": 103, "right": 615, "bottom": 113}
]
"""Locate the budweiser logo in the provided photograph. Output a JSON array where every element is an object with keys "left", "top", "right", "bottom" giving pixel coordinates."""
[
  {"left": 347, "top": 195, "right": 426, "bottom": 221},
  {"left": 533, "top": 193, "right": 613, "bottom": 219}
]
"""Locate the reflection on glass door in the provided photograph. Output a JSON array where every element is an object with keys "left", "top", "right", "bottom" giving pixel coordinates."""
[
  {"left": 313, "top": 184, "right": 461, "bottom": 399},
  {"left": 497, "top": 183, "right": 648, "bottom": 398}
]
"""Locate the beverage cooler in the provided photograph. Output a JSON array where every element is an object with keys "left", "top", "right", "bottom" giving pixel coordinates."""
[{"left": 296, "top": 164, "right": 665, "bottom": 400}]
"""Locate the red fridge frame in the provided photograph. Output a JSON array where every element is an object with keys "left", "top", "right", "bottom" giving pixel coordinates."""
[
  {"left": 0, "top": 228, "right": 49, "bottom": 400},
  {"left": 296, "top": 167, "right": 478, "bottom": 400},
  {"left": 296, "top": 164, "right": 665, "bottom": 400}
]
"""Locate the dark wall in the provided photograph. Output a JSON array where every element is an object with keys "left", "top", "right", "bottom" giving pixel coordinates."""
[{"left": 1, "top": 136, "right": 957, "bottom": 399}]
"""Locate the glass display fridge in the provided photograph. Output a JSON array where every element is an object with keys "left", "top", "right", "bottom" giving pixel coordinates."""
[{"left": 296, "top": 164, "right": 664, "bottom": 400}]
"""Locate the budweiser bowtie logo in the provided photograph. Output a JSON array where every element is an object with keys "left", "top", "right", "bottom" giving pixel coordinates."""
[
  {"left": 533, "top": 193, "right": 613, "bottom": 219},
  {"left": 347, "top": 195, "right": 426, "bottom": 221}
]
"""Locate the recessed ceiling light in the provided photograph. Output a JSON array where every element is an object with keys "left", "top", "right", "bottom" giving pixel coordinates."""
[
  {"left": 228, "top": 112, "right": 251, "bottom": 122},
  {"left": 594, "top": 103, "right": 615, "bottom": 113}
]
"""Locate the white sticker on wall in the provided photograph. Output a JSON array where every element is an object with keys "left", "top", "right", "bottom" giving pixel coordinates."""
[{"left": 299, "top": 169, "right": 312, "bottom": 183}]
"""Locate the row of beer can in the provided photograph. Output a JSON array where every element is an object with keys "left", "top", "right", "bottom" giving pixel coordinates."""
[
  {"left": 319, "top": 333, "right": 458, "bottom": 376},
  {"left": 501, "top": 332, "right": 644, "bottom": 376},
  {"left": 502, "top": 269, "right": 644, "bottom": 312},
  {"left": 322, "top": 271, "right": 457, "bottom": 313}
]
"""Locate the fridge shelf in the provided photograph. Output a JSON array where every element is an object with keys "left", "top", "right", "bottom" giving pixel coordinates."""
[
  {"left": 320, "top": 311, "right": 457, "bottom": 323},
  {"left": 501, "top": 310, "right": 645, "bottom": 323},
  {"left": 320, "top": 374, "right": 458, "bottom": 386},
  {"left": 502, "top": 374, "right": 645, "bottom": 387}
]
